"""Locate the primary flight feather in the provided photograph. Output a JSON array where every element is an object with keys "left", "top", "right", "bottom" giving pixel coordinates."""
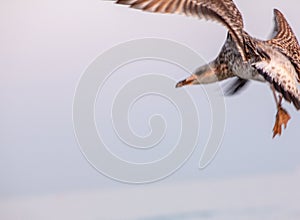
[{"left": 114, "top": 0, "right": 300, "bottom": 137}]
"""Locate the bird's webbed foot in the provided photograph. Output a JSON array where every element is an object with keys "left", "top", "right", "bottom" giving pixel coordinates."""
[{"left": 273, "top": 105, "right": 291, "bottom": 138}]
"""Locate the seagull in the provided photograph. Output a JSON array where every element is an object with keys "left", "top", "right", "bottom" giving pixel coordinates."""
[{"left": 114, "top": 0, "right": 300, "bottom": 138}]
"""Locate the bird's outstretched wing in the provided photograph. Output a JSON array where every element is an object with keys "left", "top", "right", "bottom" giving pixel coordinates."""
[
  {"left": 267, "top": 9, "right": 300, "bottom": 82},
  {"left": 115, "top": 0, "right": 246, "bottom": 59}
]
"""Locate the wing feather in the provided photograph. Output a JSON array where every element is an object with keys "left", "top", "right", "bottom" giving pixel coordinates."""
[
  {"left": 225, "top": 78, "right": 249, "bottom": 96},
  {"left": 116, "top": 0, "right": 246, "bottom": 59},
  {"left": 253, "top": 50, "right": 300, "bottom": 110},
  {"left": 267, "top": 9, "right": 300, "bottom": 82}
]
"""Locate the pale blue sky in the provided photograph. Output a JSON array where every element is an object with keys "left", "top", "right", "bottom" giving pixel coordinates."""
[{"left": 1, "top": 0, "right": 300, "bottom": 198}]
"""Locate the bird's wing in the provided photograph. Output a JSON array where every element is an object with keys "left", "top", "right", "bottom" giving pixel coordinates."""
[
  {"left": 116, "top": 0, "right": 246, "bottom": 59},
  {"left": 267, "top": 9, "right": 300, "bottom": 82},
  {"left": 253, "top": 51, "right": 300, "bottom": 110},
  {"left": 224, "top": 78, "right": 249, "bottom": 96}
]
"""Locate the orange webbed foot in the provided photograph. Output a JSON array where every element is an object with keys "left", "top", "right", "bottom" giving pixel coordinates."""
[{"left": 272, "top": 107, "right": 291, "bottom": 138}]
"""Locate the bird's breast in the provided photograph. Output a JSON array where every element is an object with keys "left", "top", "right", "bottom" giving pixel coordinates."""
[{"left": 231, "top": 59, "right": 265, "bottom": 82}]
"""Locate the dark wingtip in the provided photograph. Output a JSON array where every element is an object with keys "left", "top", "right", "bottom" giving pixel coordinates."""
[
  {"left": 115, "top": 0, "right": 130, "bottom": 5},
  {"left": 273, "top": 8, "right": 282, "bottom": 15},
  {"left": 224, "top": 78, "right": 249, "bottom": 96},
  {"left": 292, "top": 96, "right": 300, "bottom": 110}
]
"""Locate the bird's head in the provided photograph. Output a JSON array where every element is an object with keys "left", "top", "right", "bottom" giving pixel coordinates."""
[{"left": 175, "top": 64, "right": 217, "bottom": 88}]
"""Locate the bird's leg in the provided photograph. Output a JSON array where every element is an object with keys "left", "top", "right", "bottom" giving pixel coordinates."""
[
  {"left": 271, "top": 85, "right": 291, "bottom": 138},
  {"left": 272, "top": 85, "right": 280, "bottom": 107}
]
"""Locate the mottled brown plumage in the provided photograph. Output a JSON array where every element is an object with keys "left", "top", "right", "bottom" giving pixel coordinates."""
[
  {"left": 267, "top": 9, "right": 300, "bottom": 82},
  {"left": 114, "top": 0, "right": 300, "bottom": 137},
  {"left": 116, "top": 0, "right": 247, "bottom": 59}
]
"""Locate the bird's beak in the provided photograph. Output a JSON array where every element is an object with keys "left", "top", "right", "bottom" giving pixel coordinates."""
[{"left": 175, "top": 75, "right": 197, "bottom": 88}]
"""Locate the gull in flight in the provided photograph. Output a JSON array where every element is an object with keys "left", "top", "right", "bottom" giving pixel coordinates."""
[{"left": 114, "top": 0, "right": 300, "bottom": 138}]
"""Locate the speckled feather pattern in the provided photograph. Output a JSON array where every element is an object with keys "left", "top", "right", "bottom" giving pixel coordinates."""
[
  {"left": 213, "top": 34, "right": 264, "bottom": 82},
  {"left": 214, "top": 33, "right": 300, "bottom": 109},
  {"left": 253, "top": 42, "right": 300, "bottom": 109},
  {"left": 267, "top": 9, "right": 300, "bottom": 82},
  {"left": 116, "top": 0, "right": 246, "bottom": 59},
  {"left": 115, "top": 0, "right": 300, "bottom": 110}
]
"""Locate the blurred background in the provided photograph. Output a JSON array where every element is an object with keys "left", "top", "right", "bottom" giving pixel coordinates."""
[{"left": 1, "top": 0, "right": 300, "bottom": 219}]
